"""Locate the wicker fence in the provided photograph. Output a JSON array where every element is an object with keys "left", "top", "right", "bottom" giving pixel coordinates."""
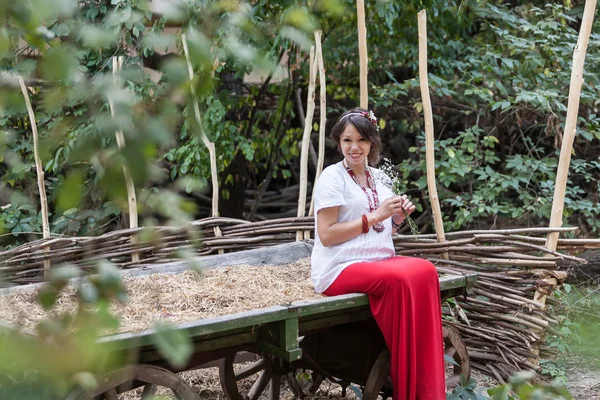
[{"left": 2, "top": 216, "right": 600, "bottom": 380}]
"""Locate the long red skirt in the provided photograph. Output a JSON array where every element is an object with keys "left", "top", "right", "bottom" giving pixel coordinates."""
[{"left": 323, "top": 256, "right": 446, "bottom": 400}]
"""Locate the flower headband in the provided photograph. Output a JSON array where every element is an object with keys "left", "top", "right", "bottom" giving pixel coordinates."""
[{"left": 339, "top": 110, "right": 379, "bottom": 131}]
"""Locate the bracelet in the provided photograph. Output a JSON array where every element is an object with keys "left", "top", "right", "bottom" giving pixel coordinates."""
[
  {"left": 361, "top": 214, "right": 369, "bottom": 234},
  {"left": 391, "top": 219, "right": 405, "bottom": 230}
]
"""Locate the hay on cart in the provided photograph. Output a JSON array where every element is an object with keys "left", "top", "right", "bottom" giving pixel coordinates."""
[{"left": 0, "top": 258, "right": 321, "bottom": 334}]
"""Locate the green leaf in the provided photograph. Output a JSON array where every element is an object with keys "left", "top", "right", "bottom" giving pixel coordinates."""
[
  {"left": 93, "top": 260, "right": 126, "bottom": 302},
  {"left": 141, "top": 32, "right": 176, "bottom": 52},
  {"left": 150, "top": 0, "right": 186, "bottom": 21},
  {"left": 57, "top": 171, "right": 83, "bottom": 213},
  {"left": 37, "top": 286, "right": 60, "bottom": 310},
  {"left": 488, "top": 384, "right": 511, "bottom": 400},
  {"left": 444, "top": 354, "right": 459, "bottom": 366},
  {"left": 53, "top": 22, "right": 70, "bottom": 37},
  {"left": 152, "top": 323, "right": 193, "bottom": 369},
  {"left": 49, "top": 265, "right": 81, "bottom": 284},
  {"left": 78, "top": 282, "right": 99, "bottom": 304},
  {"left": 161, "top": 58, "right": 189, "bottom": 86},
  {"left": 39, "top": 47, "right": 79, "bottom": 82},
  {"left": 79, "top": 25, "right": 116, "bottom": 48},
  {"left": 281, "top": 6, "right": 316, "bottom": 32},
  {"left": 71, "top": 371, "right": 97, "bottom": 392}
]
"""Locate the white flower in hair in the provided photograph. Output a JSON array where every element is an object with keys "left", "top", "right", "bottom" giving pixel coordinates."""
[
  {"left": 360, "top": 110, "right": 378, "bottom": 130},
  {"left": 368, "top": 110, "right": 377, "bottom": 125}
]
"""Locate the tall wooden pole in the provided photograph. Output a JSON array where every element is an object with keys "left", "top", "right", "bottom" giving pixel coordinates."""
[
  {"left": 308, "top": 31, "right": 326, "bottom": 218},
  {"left": 545, "top": 0, "right": 597, "bottom": 253},
  {"left": 534, "top": 2, "right": 596, "bottom": 365},
  {"left": 357, "top": 0, "right": 368, "bottom": 108},
  {"left": 18, "top": 77, "right": 51, "bottom": 276},
  {"left": 182, "top": 33, "right": 223, "bottom": 252},
  {"left": 417, "top": 10, "right": 447, "bottom": 259},
  {"left": 298, "top": 46, "right": 317, "bottom": 241},
  {"left": 109, "top": 56, "right": 139, "bottom": 263}
]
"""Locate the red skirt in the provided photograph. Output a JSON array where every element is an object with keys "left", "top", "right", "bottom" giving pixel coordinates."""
[{"left": 323, "top": 256, "right": 445, "bottom": 400}]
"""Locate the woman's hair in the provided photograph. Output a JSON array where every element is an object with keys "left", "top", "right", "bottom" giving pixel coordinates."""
[{"left": 330, "top": 107, "right": 382, "bottom": 165}]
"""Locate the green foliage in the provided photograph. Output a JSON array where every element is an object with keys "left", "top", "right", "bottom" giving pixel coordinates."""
[
  {"left": 446, "top": 375, "right": 488, "bottom": 400},
  {"left": 152, "top": 323, "right": 194, "bottom": 369},
  {"left": 0, "top": 261, "right": 127, "bottom": 398},
  {"left": 548, "top": 283, "right": 600, "bottom": 365},
  {"left": 487, "top": 370, "right": 572, "bottom": 400},
  {"left": 1, "top": 0, "right": 600, "bottom": 395},
  {"left": 0, "top": 202, "right": 42, "bottom": 236},
  {"left": 3, "top": 0, "right": 600, "bottom": 241},
  {"left": 396, "top": 126, "right": 600, "bottom": 232},
  {"left": 1, "top": 0, "right": 332, "bottom": 246},
  {"left": 338, "top": 1, "right": 600, "bottom": 233},
  {"left": 538, "top": 359, "right": 567, "bottom": 386},
  {"left": 534, "top": 282, "right": 600, "bottom": 398},
  {"left": 0, "top": 1, "right": 327, "bottom": 397}
]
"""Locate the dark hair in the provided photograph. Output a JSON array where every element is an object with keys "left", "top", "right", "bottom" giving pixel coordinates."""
[{"left": 330, "top": 107, "right": 382, "bottom": 165}]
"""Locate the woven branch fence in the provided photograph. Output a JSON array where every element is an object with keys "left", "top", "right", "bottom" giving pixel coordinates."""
[
  {"left": 0, "top": 217, "right": 312, "bottom": 285},
  {"left": 2, "top": 216, "right": 600, "bottom": 380},
  {"left": 394, "top": 229, "right": 600, "bottom": 381}
]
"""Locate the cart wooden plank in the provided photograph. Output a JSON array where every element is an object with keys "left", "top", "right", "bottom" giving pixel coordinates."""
[{"left": 98, "top": 273, "right": 475, "bottom": 363}]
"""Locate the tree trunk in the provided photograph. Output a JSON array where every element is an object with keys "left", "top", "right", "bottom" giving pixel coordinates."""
[
  {"left": 565, "top": 250, "right": 600, "bottom": 283},
  {"left": 219, "top": 152, "right": 248, "bottom": 219}
]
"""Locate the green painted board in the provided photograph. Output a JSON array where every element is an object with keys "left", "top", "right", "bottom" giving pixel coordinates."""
[
  {"left": 288, "top": 274, "right": 473, "bottom": 316},
  {"left": 100, "top": 274, "right": 475, "bottom": 353}
]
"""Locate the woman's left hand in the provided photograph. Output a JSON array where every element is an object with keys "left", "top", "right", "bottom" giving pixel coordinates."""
[{"left": 394, "top": 194, "right": 415, "bottom": 219}]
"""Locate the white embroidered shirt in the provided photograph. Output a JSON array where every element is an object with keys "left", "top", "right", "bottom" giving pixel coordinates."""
[{"left": 311, "top": 161, "right": 396, "bottom": 293}]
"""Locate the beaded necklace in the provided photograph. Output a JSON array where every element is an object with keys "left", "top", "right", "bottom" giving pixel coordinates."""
[{"left": 343, "top": 160, "right": 385, "bottom": 233}]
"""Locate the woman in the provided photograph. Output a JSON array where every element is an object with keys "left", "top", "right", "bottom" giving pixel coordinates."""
[{"left": 311, "top": 108, "right": 446, "bottom": 399}]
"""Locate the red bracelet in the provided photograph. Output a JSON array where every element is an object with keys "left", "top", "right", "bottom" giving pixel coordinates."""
[{"left": 361, "top": 214, "right": 369, "bottom": 234}]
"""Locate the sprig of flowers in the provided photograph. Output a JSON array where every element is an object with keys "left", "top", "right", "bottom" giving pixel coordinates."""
[
  {"left": 361, "top": 110, "right": 379, "bottom": 130},
  {"left": 378, "top": 158, "right": 420, "bottom": 236}
]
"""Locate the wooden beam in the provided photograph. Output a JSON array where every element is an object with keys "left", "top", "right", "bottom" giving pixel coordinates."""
[
  {"left": 417, "top": 10, "right": 447, "bottom": 258},
  {"left": 109, "top": 57, "right": 140, "bottom": 263},
  {"left": 357, "top": 0, "right": 368, "bottom": 108},
  {"left": 306, "top": 30, "right": 327, "bottom": 239},
  {"left": 545, "top": 0, "right": 597, "bottom": 253},
  {"left": 297, "top": 46, "right": 317, "bottom": 241},
  {"left": 181, "top": 33, "right": 223, "bottom": 252},
  {"left": 18, "top": 77, "right": 51, "bottom": 276}
]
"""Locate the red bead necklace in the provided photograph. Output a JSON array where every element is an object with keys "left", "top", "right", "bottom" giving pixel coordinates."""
[{"left": 343, "top": 160, "right": 385, "bottom": 233}]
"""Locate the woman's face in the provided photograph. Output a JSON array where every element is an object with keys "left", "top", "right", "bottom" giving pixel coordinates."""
[{"left": 339, "top": 123, "right": 371, "bottom": 168}]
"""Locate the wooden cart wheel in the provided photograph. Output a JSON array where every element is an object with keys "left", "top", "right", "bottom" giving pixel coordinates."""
[
  {"left": 358, "top": 326, "right": 470, "bottom": 399},
  {"left": 443, "top": 325, "right": 470, "bottom": 388},
  {"left": 219, "top": 352, "right": 305, "bottom": 400},
  {"left": 362, "top": 349, "right": 391, "bottom": 400},
  {"left": 67, "top": 364, "right": 200, "bottom": 400}
]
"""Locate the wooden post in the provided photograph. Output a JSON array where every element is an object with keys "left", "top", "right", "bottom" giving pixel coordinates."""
[
  {"left": 357, "top": 0, "right": 368, "bottom": 109},
  {"left": 109, "top": 57, "right": 140, "bottom": 263},
  {"left": 545, "top": 0, "right": 597, "bottom": 253},
  {"left": 417, "top": 10, "right": 447, "bottom": 259},
  {"left": 307, "top": 31, "right": 327, "bottom": 218},
  {"left": 181, "top": 33, "right": 223, "bottom": 252},
  {"left": 18, "top": 77, "right": 51, "bottom": 276},
  {"left": 297, "top": 46, "right": 317, "bottom": 241}
]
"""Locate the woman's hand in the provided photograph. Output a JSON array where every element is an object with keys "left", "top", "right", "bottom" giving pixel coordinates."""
[
  {"left": 374, "top": 195, "right": 412, "bottom": 223},
  {"left": 391, "top": 195, "right": 415, "bottom": 225}
]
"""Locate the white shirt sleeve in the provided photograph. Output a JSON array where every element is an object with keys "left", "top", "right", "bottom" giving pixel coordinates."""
[{"left": 313, "top": 167, "right": 346, "bottom": 214}]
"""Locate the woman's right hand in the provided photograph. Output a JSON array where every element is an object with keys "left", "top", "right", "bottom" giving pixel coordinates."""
[{"left": 372, "top": 195, "right": 407, "bottom": 222}]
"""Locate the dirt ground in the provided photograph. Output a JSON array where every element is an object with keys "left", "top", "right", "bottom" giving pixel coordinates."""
[
  {"left": 469, "top": 362, "right": 600, "bottom": 400},
  {"left": 563, "top": 359, "right": 600, "bottom": 400},
  {"left": 470, "top": 358, "right": 600, "bottom": 400},
  {"left": 120, "top": 358, "right": 600, "bottom": 399}
]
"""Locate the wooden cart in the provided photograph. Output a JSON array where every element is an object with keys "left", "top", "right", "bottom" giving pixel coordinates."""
[{"left": 64, "top": 272, "right": 475, "bottom": 400}]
